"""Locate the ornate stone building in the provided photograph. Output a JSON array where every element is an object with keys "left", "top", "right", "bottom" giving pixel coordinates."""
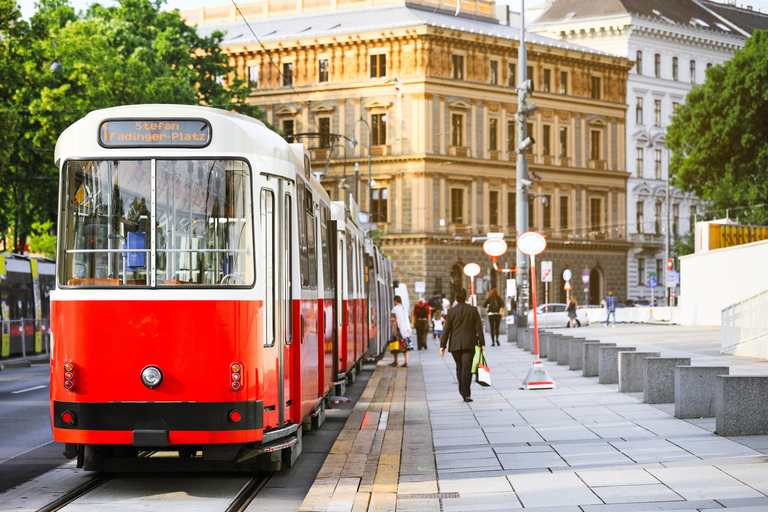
[{"left": 184, "top": 0, "right": 633, "bottom": 306}]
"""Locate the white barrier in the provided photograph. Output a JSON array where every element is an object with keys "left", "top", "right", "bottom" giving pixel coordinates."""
[{"left": 585, "top": 306, "right": 674, "bottom": 324}]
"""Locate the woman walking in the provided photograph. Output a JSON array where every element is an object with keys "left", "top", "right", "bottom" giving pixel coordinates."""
[
  {"left": 483, "top": 288, "right": 504, "bottom": 346},
  {"left": 566, "top": 296, "right": 578, "bottom": 328},
  {"left": 390, "top": 295, "right": 413, "bottom": 367}
]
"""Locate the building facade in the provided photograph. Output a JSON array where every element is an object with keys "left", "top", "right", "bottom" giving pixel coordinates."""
[
  {"left": 530, "top": 0, "right": 768, "bottom": 305},
  {"left": 184, "top": 0, "right": 633, "bottom": 307}
]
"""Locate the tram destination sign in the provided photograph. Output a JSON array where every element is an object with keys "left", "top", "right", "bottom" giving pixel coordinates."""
[{"left": 99, "top": 119, "right": 211, "bottom": 148}]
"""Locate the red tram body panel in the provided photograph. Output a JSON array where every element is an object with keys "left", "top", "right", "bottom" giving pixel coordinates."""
[{"left": 50, "top": 105, "right": 392, "bottom": 471}]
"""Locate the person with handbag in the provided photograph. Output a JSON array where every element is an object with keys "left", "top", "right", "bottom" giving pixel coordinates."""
[
  {"left": 439, "top": 288, "right": 485, "bottom": 402},
  {"left": 390, "top": 295, "right": 413, "bottom": 367},
  {"left": 483, "top": 288, "right": 504, "bottom": 346}
]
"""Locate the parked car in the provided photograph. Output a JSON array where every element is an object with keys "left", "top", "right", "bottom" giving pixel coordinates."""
[
  {"left": 526, "top": 303, "right": 590, "bottom": 328},
  {"left": 625, "top": 298, "right": 655, "bottom": 307}
]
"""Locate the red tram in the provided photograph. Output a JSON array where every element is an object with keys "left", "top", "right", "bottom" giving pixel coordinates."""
[{"left": 50, "top": 105, "right": 392, "bottom": 471}]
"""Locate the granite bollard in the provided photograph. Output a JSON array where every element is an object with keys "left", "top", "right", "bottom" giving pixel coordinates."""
[
  {"left": 557, "top": 336, "right": 573, "bottom": 365},
  {"left": 598, "top": 346, "right": 637, "bottom": 384},
  {"left": 642, "top": 357, "right": 691, "bottom": 403},
  {"left": 675, "top": 366, "right": 730, "bottom": 419},
  {"left": 583, "top": 342, "right": 616, "bottom": 377},
  {"left": 715, "top": 375, "right": 768, "bottom": 436},
  {"left": 619, "top": 352, "right": 661, "bottom": 393},
  {"left": 546, "top": 333, "right": 560, "bottom": 362},
  {"left": 569, "top": 339, "right": 595, "bottom": 371}
]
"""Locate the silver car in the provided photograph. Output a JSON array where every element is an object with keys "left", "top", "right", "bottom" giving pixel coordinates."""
[{"left": 526, "top": 303, "right": 590, "bottom": 328}]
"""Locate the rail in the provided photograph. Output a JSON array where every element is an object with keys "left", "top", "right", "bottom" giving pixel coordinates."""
[{"left": 721, "top": 288, "right": 768, "bottom": 354}]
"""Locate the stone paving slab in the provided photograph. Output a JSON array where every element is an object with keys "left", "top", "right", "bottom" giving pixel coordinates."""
[{"left": 303, "top": 324, "right": 768, "bottom": 511}]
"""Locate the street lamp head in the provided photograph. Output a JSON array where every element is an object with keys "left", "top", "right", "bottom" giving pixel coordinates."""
[
  {"left": 50, "top": 61, "right": 63, "bottom": 73},
  {"left": 349, "top": 136, "right": 357, "bottom": 148}
]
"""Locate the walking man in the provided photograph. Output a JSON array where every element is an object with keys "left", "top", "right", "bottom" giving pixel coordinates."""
[
  {"left": 605, "top": 291, "right": 617, "bottom": 327},
  {"left": 440, "top": 289, "right": 485, "bottom": 402}
]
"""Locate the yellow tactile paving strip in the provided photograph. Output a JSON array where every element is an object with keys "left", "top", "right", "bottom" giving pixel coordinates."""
[{"left": 299, "top": 362, "right": 414, "bottom": 512}]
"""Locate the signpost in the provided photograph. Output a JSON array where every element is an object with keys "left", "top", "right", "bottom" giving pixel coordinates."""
[
  {"left": 648, "top": 271, "right": 657, "bottom": 309},
  {"left": 516, "top": 232, "right": 554, "bottom": 390},
  {"left": 463, "top": 262, "right": 481, "bottom": 306}
]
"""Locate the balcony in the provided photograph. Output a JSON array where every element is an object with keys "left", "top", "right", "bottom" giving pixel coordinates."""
[
  {"left": 630, "top": 232, "right": 664, "bottom": 245},
  {"left": 449, "top": 146, "right": 469, "bottom": 157},
  {"left": 371, "top": 145, "right": 390, "bottom": 157}
]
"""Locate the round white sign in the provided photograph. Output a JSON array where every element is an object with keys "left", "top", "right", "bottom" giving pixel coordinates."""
[
  {"left": 562, "top": 269, "right": 572, "bottom": 281},
  {"left": 483, "top": 238, "right": 508, "bottom": 258},
  {"left": 516, "top": 231, "right": 547, "bottom": 256},
  {"left": 463, "top": 262, "right": 481, "bottom": 277}
]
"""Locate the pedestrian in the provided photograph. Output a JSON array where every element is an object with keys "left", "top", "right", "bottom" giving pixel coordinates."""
[
  {"left": 566, "top": 296, "right": 578, "bottom": 328},
  {"left": 510, "top": 297, "right": 517, "bottom": 324},
  {"left": 440, "top": 288, "right": 485, "bottom": 402},
  {"left": 432, "top": 310, "right": 444, "bottom": 344},
  {"left": 483, "top": 288, "right": 504, "bottom": 346},
  {"left": 605, "top": 291, "right": 617, "bottom": 327},
  {"left": 390, "top": 295, "right": 413, "bottom": 367},
  {"left": 427, "top": 291, "right": 442, "bottom": 313},
  {"left": 412, "top": 299, "right": 430, "bottom": 350},
  {"left": 441, "top": 293, "right": 450, "bottom": 316}
]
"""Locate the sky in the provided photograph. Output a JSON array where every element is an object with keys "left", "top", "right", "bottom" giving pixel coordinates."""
[{"left": 15, "top": 0, "right": 768, "bottom": 21}]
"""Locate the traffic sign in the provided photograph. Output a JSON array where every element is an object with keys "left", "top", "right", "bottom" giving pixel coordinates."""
[
  {"left": 666, "top": 270, "right": 678, "bottom": 287},
  {"left": 649, "top": 277, "right": 658, "bottom": 288},
  {"left": 667, "top": 257, "right": 673, "bottom": 271},
  {"left": 564, "top": 281, "right": 571, "bottom": 291},
  {"left": 516, "top": 231, "right": 547, "bottom": 256},
  {"left": 415, "top": 281, "right": 426, "bottom": 293},
  {"left": 463, "top": 262, "right": 481, "bottom": 277},
  {"left": 582, "top": 268, "right": 589, "bottom": 283},
  {"left": 483, "top": 237, "right": 508, "bottom": 258},
  {"left": 541, "top": 261, "right": 553, "bottom": 282},
  {"left": 562, "top": 269, "right": 572, "bottom": 281}
]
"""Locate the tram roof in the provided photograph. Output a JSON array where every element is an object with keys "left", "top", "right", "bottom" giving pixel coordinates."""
[{"left": 54, "top": 104, "right": 301, "bottom": 174}]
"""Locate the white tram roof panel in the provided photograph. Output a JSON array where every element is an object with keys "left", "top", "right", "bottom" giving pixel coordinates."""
[{"left": 54, "top": 104, "right": 301, "bottom": 174}]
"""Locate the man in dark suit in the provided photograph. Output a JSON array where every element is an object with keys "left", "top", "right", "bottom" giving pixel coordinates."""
[{"left": 440, "top": 288, "right": 486, "bottom": 402}]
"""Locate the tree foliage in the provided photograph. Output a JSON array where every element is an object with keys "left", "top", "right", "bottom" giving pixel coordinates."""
[
  {"left": 667, "top": 30, "right": 768, "bottom": 225},
  {"left": 0, "top": 0, "right": 262, "bottom": 252}
]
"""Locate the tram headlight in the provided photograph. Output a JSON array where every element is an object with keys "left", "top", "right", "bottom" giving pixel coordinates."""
[{"left": 140, "top": 365, "right": 163, "bottom": 389}]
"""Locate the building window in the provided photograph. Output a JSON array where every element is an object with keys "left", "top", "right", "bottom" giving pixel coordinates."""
[
  {"left": 636, "top": 147, "right": 644, "bottom": 177},
  {"left": 673, "top": 203, "right": 679, "bottom": 236},
  {"left": 636, "top": 201, "right": 644, "bottom": 233},
  {"left": 282, "top": 119, "right": 295, "bottom": 140},
  {"left": 542, "top": 125, "right": 552, "bottom": 156},
  {"left": 543, "top": 195, "right": 552, "bottom": 229},
  {"left": 655, "top": 149, "right": 662, "bottom": 179},
  {"left": 559, "top": 127, "right": 568, "bottom": 158},
  {"left": 636, "top": 97, "right": 644, "bottom": 124},
  {"left": 318, "top": 59, "right": 329, "bottom": 82},
  {"left": 655, "top": 53, "right": 661, "bottom": 78},
  {"left": 527, "top": 66, "right": 534, "bottom": 89},
  {"left": 527, "top": 122, "right": 534, "bottom": 143},
  {"left": 282, "top": 62, "right": 293, "bottom": 86},
  {"left": 452, "top": 55, "right": 464, "bottom": 80},
  {"left": 590, "top": 130, "right": 602, "bottom": 161},
  {"left": 636, "top": 50, "right": 643, "bottom": 75},
  {"left": 542, "top": 68, "right": 551, "bottom": 93},
  {"left": 560, "top": 196, "right": 569, "bottom": 230},
  {"left": 451, "top": 114, "right": 464, "bottom": 147},
  {"left": 507, "top": 120, "right": 516, "bottom": 153},
  {"left": 249, "top": 65, "right": 259, "bottom": 89},
  {"left": 508, "top": 62, "right": 516, "bottom": 87},
  {"left": 490, "top": 60, "right": 498, "bottom": 85},
  {"left": 370, "top": 54, "right": 387, "bottom": 78},
  {"left": 638, "top": 258, "right": 645, "bottom": 285},
  {"left": 655, "top": 202, "right": 662, "bottom": 233},
  {"left": 590, "top": 198, "right": 601, "bottom": 231},
  {"left": 560, "top": 71, "right": 568, "bottom": 94},
  {"left": 372, "top": 113, "right": 387, "bottom": 145},
  {"left": 489, "top": 191, "right": 499, "bottom": 226},
  {"left": 656, "top": 259, "right": 663, "bottom": 284},
  {"left": 672, "top": 57, "right": 678, "bottom": 81},
  {"left": 591, "top": 76, "right": 601, "bottom": 99},
  {"left": 318, "top": 117, "right": 331, "bottom": 148},
  {"left": 672, "top": 101, "right": 680, "bottom": 113},
  {"left": 489, "top": 118, "right": 498, "bottom": 151},
  {"left": 654, "top": 99, "right": 662, "bottom": 126},
  {"left": 529, "top": 197, "right": 534, "bottom": 228},
  {"left": 507, "top": 192, "right": 516, "bottom": 226},
  {"left": 707, "top": 62, "right": 713, "bottom": 70},
  {"left": 451, "top": 188, "right": 464, "bottom": 224},
  {"left": 371, "top": 188, "right": 388, "bottom": 223},
  {"left": 690, "top": 60, "right": 696, "bottom": 84}
]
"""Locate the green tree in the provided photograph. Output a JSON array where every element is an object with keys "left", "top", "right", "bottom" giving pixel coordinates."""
[
  {"left": 0, "top": 0, "right": 262, "bottom": 252},
  {"left": 667, "top": 30, "right": 768, "bottom": 226}
]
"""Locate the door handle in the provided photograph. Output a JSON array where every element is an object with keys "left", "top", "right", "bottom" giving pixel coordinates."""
[{"left": 301, "top": 315, "right": 305, "bottom": 343}]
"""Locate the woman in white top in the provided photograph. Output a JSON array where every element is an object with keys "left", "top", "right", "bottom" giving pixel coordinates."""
[{"left": 390, "top": 295, "right": 412, "bottom": 367}]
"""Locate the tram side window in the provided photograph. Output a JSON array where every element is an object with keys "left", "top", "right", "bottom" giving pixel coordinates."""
[
  {"left": 297, "top": 181, "right": 310, "bottom": 288},
  {"left": 262, "top": 189, "right": 275, "bottom": 347},
  {"left": 307, "top": 205, "right": 317, "bottom": 290},
  {"left": 321, "top": 206, "right": 333, "bottom": 292},
  {"left": 61, "top": 159, "right": 254, "bottom": 287},
  {"left": 346, "top": 232, "right": 354, "bottom": 295}
]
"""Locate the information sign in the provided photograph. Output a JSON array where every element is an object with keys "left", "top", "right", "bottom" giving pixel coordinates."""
[
  {"left": 99, "top": 119, "right": 212, "bottom": 148},
  {"left": 649, "top": 277, "right": 658, "bottom": 288},
  {"left": 666, "top": 270, "right": 677, "bottom": 287},
  {"left": 463, "top": 262, "right": 481, "bottom": 277},
  {"left": 516, "top": 231, "right": 547, "bottom": 256}
]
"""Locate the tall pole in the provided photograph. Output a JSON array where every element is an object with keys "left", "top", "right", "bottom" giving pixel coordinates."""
[
  {"left": 665, "top": 148, "right": 670, "bottom": 306},
  {"left": 515, "top": 0, "right": 530, "bottom": 330}
]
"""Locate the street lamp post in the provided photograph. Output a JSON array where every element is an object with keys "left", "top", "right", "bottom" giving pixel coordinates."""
[{"left": 351, "top": 117, "right": 372, "bottom": 219}]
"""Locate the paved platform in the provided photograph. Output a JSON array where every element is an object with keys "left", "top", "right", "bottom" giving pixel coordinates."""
[{"left": 300, "top": 325, "right": 768, "bottom": 511}]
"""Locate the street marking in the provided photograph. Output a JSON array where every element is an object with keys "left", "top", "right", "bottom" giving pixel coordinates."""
[
  {"left": 11, "top": 385, "right": 47, "bottom": 394},
  {"left": 0, "top": 440, "right": 55, "bottom": 465}
]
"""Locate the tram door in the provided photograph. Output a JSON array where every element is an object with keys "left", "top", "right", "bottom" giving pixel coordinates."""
[{"left": 261, "top": 180, "right": 293, "bottom": 429}]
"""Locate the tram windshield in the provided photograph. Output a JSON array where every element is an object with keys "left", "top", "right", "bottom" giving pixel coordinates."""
[{"left": 60, "top": 159, "right": 254, "bottom": 287}]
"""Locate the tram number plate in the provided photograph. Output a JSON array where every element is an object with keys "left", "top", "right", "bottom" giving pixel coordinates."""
[{"left": 99, "top": 119, "right": 211, "bottom": 148}]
